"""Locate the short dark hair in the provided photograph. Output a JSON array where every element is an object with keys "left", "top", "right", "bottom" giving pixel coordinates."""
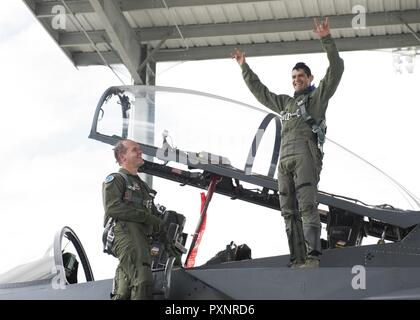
[
  {"left": 113, "top": 140, "right": 128, "bottom": 165},
  {"left": 292, "top": 62, "right": 312, "bottom": 77}
]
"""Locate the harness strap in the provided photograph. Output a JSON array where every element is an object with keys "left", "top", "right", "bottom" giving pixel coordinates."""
[
  {"left": 119, "top": 172, "right": 156, "bottom": 208},
  {"left": 296, "top": 94, "right": 327, "bottom": 151},
  {"left": 113, "top": 172, "right": 148, "bottom": 205},
  {"left": 103, "top": 217, "right": 116, "bottom": 255}
]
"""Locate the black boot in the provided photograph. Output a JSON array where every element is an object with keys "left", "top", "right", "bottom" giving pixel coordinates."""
[
  {"left": 284, "top": 214, "right": 306, "bottom": 267},
  {"left": 300, "top": 225, "right": 321, "bottom": 268}
]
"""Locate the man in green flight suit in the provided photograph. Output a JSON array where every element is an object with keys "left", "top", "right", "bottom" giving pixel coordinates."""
[
  {"left": 232, "top": 18, "right": 344, "bottom": 268},
  {"left": 102, "top": 139, "right": 163, "bottom": 299}
]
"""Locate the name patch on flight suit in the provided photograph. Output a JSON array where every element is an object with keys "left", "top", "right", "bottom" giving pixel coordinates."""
[{"left": 128, "top": 182, "right": 141, "bottom": 191}]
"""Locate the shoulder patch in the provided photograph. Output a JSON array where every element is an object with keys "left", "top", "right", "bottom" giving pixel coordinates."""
[{"left": 104, "top": 175, "right": 115, "bottom": 183}]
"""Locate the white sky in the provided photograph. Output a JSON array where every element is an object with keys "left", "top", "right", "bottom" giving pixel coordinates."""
[{"left": 1, "top": 1, "right": 419, "bottom": 281}]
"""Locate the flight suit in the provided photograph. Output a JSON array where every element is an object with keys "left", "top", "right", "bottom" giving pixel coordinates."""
[
  {"left": 241, "top": 35, "right": 344, "bottom": 264},
  {"left": 102, "top": 168, "right": 161, "bottom": 299}
]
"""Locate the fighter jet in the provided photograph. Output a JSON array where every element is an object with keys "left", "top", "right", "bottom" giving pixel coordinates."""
[{"left": 1, "top": 85, "right": 420, "bottom": 300}]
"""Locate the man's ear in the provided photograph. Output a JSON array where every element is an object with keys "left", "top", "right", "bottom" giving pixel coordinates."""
[
  {"left": 119, "top": 153, "right": 126, "bottom": 164},
  {"left": 310, "top": 75, "right": 314, "bottom": 83}
]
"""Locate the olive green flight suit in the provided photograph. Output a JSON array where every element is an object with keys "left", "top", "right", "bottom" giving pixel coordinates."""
[
  {"left": 241, "top": 35, "right": 344, "bottom": 264},
  {"left": 102, "top": 168, "right": 160, "bottom": 299}
]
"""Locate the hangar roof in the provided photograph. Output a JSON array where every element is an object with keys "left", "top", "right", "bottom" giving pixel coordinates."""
[{"left": 23, "top": 0, "right": 420, "bottom": 81}]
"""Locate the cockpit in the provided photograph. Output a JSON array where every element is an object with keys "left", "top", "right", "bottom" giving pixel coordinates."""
[
  {"left": 2, "top": 85, "right": 420, "bottom": 299},
  {"left": 0, "top": 227, "right": 93, "bottom": 290},
  {"left": 88, "top": 85, "right": 420, "bottom": 251},
  {"left": 90, "top": 86, "right": 419, "bottom": 208}
]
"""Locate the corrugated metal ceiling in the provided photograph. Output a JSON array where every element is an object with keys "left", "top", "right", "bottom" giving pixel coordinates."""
[{"left": 23, "top": 0, "right": 420, "bottom": 67}]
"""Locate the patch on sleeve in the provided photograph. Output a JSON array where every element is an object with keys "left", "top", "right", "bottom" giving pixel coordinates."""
[{"left": 104, "top": 175, "right": 115, "bottom": 184}]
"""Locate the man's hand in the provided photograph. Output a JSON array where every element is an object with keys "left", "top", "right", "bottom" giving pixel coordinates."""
[
  {"left": 145, "top": 213, "right": 163, "bottom": 233},
  {"left": 157, "top": 226, "right": 170, "bottom": 244},
  {"left": 166, "top": 243, "right": 182, "bottom": 265},
  {"left": 313, "top": 17, "right": 330, "bottom": 38},
  {"left": 231, "top": 48, "right": 246, "bottom": 66}
]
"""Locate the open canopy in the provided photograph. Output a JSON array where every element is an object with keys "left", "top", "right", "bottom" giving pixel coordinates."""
[
  {"left": 89, "top": 85, "right": 420, "bottom": 225},
  {"left": 0, "top": 227, "right": 94, "bottom": 287}
]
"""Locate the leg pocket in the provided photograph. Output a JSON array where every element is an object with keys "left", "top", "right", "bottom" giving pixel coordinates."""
[
  {"left": 307, "top": 140, "right": 322, "bottom": 166},
  {"left": 306, "top": 140, "right": 323, "bottom": 180},
  {"left": 112, "top": 264, "right": 130, "bottom": 300}
]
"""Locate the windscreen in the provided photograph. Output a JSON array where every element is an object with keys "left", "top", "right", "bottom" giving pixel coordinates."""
[
  {"left": 0, "top": 227, "right": 90, "bottom": 286},
  {"left": 0, "top": 245, "right": 56, "bottom": 285},
  {"left": 93, "top": 85, "right": 420, "bottom": 211}
]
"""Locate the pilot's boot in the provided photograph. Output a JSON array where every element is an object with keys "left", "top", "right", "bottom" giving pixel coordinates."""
[
  {"left": 284, "top": 214, "right": 306, "bottom": 268},
  {"left": 111, "top": 265, "right": 130, "bottom": 299},
  {"left": 300, "top": 225, "right": 322, "bottom": 268},
  {"left": 299, "top": 258, "right": 320, "bottom": 268}
]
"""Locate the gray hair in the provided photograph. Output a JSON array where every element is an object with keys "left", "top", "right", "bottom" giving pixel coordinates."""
[{"left": 113, "top": 139, "right": 128, "bottom": 165}]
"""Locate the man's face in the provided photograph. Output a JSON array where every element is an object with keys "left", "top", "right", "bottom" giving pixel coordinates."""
[
  {"left": 292, "top": 68, "right": 313, "bottom": 92},
  {"left": 122, "top": 140, "right": 144, "bottom": 168}
]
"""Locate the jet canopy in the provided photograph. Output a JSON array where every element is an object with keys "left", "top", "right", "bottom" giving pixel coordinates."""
[
  {"left": 0, "top": 227, "right": 94, "bottom": 287},
  {"left": 89, "top": 85, "right": 420, "bottom": 213}
]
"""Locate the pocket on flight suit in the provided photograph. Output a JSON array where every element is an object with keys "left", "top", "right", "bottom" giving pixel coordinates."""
[
  {"left": 111, "top": 222, "right": 126, "bottom": 258},
  {"left": 306, "top": 139, "right": 323, "bottom": 179}
]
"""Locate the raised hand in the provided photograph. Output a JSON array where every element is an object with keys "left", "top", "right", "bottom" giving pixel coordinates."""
[
  {"left": 313, "top": 17, "right": 330, "bottom": 38},
  {"left": 231, "top": 47, "right": 246, "bottom": 66}
]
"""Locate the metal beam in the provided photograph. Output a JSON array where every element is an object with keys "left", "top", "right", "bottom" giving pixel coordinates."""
[
  {"left": 59, "top": 30, "right": 110, "bottom": 47},
  {"left": 111, "top": 0, "right": 267, "bottom": 10},
  {"left": 73, "top": 50, "right": 120, "bottom": 65},
  {"left": 72, "top": 33, "right": 420, "bottom": 65},
  {"left": 88, "top": 0, "right": 143, "bottom": 84},
  {"left": 35, "top": 0, "right": 261, "bottom": 17},
  {"left": 153, "top": 34, "right": 420, "bottom": 62},
  {"left": 36, "top": 1, "right": 93, "bottom": 17},
  {"left": 140, "top": 9, "right": 420, "bottom": 41},
  {"left": 137, "top": 36, "right": 170, "bottom": 75},
  {"left": 398, "top": 17, "right": 420, "bottom": 44},
  {"left": 58, "top": 9, "right": 420, "bottom": 47}
]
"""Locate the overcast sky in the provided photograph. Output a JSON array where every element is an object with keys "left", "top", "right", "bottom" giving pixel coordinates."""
[{"left": 1, "top": 1, "right": 419, "bottom": 281}]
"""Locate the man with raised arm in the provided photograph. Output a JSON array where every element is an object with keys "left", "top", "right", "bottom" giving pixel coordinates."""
[{"left": 232, "top": 18, "right": 344, "bottom": 268}]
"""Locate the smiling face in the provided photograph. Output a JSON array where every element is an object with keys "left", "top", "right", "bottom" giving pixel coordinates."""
[
  {"left": 121, "top": 140, "right": 144, "bottom": 169},
  {"left": 292, "top": 68, "right": 314, "bottom": 93}
]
